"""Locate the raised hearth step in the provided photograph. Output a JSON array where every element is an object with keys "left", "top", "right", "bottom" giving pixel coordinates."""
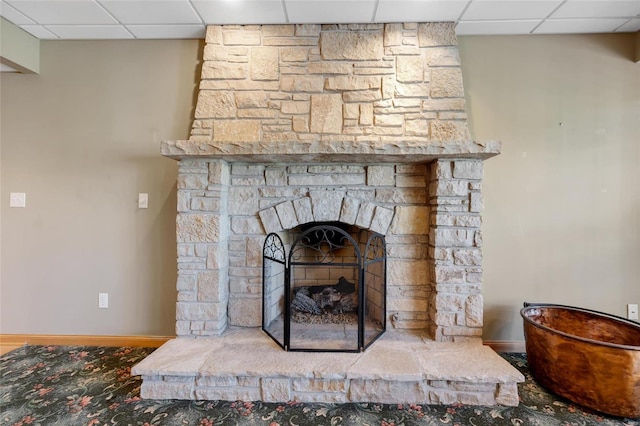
[{"left": 132, "top": 327, "right": 524, "bottom": 405}]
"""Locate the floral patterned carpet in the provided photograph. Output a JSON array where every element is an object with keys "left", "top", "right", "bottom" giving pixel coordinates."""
[{"left": 1, "top": 345, "right": 638, "bottom": 426}]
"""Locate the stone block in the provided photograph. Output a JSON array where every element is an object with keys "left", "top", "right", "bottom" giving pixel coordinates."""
[
  {"left": 262, "top": 25, "right": 295, "bottom": 37},
  {"left": 280, "top": 47, "right": 309, "bottom": 62},
  {"left": 367, "top": 165, "right": 394, "bottom": 186},
  {"left": 292, "top": 116, "right": 309, "bottom": 132},
  {"left": 222, "top": 30, "right": 261, "bottom": 45},
  {"left": 343, "top": 89, "right": 382, "bottom": 103},
  {"left": 206, "top": 26, "right": 223, "bottom": 45},
  {"left": 360, "top": 103, "right": 373, "bottom": 125},
  {"left": 310, "top": 94, "right": 343, "bottom": 133},
  {"left": 258, "top": 207, "right": 282, "bottom": 233},
  {"left": 349, "top": 379, "right": 427, "bottom": 404},
  {"left": 453, "top": 249, "right": 482, "bottom": 266},
  {"left": 374, "top": 114, "right": 403, "bottom": 127},
  {"left": 295, "top": 24, "right": 321, "bottom": 37},
  {"left": 176, "top": 301, "right": 222, "bottom": 321},
  {"left": 194, "top": 91, "right": 236, "bottom": 119},
  {"left": 432, "top": 180, "right": 468, "bottom": 197},
  {"left": 265, "top": 167, "right": 286, "bottom": 186},
  {"left": 452, "top": 161, "right": 483, "bottom": 180},
  {"left": 280, "top": 75, "right": 324, "bottom": 92},
  {"left": 431, "top": 228, "right": 474, "bottom": 247},
  {"left": 228, "top": 186, "right": 259, "bottom": 215},
  {"left": 324, "top": 76, "right": 381, "bottom": 91},
  {"left": 275, "top": 201, "right": 298, "bottom": 230},
  {"left": 465, "top": 294, "right": 483, "bottom": 327},
  {"left": 177, "top": 274, "right": 196, "bottom": 291},
  {"left": 177, "top": 174, "right": 208, "bottom": 190},
  {"left": 370, "top": 206, "right": 395, "bottom": 235},
  {"left": 308, "top": 62, "right": 353, "bottom": 74},
  {"left": 430, "top": 68, "right": 464, "bottom": 98},
  {"left": 355, "top": 201, "right": 376, "bottom": 229},
  {"left": 310, "top": 190, "right": 345, "bottom": 222},
  {"left": 208, "top": 161, "right": 231, "bottom": 185},
  {"left": 394, "top": 82, "right": 429, "bottom": 98},
  {"left": 425, "top": 47, "right": 460, "bottom": 66},
  {"left": 435, "top": 294, "right": 466, "bottom": 312},
  {"left": 434, "top": 214, "right": 481, "bottom": 228},
  {"left": 198, "top": 270, "right": 229, "bottom": 302},
  {"left": 141, "top": 381, "right": 194, "bottom": 399},
  {"left": 235, "top": 91, "right": 268, "bottom": 108},
  {"left": 405, "top": 119, "right": 429, "bottom": 136},
  {"left": 320, "top": 31, "right": 383, "bottom": 60},
  {"left": 418, "top": 23, "right": 457, "bottom": 47},
  {"left": 228, "top": 297, "right": 261, "bottom": 326},
  {"left": 261, "top": 378, "right": 292, "bottom": 402},
  {"left": 206, "top": 243, "right": 229, "bottom": 270},
  {"left": 195, "top": 387, "right": 261, "bottom": 401},
  {"left": 291, "top": 378, "right": 346, "bottom": 392},
  {"left": 387, "top": 259, "right": 429, "bottom": 286},
  {"left": 396, "top": 55, "right": 424, "bottom": 83},
  {"left": 281, "top": 100, "right": 310, "bottom": 114},
  {"left": 470, "top": 192, "right": 483, "bottom": 213},
  {"left": 431, "top": 120, "right": 471, "bottom": 142},
  {"left": 177, "top": 214, "right": 225, "bottom": 243},
  {"left": 293, "top": 197, "right": 314, "bottom": 225},
  {"left": 339, "top": 197, "right": 360, "bottom": 225},
  {"left": 246, "top": 236, "right": 263, "bottom": 267},
  {"left": 201, "top": 61, "right": 247, "bottom": 80},
  {"left": 213, "top": 120, "right": 260, "bottom": 142},
  {"left": 190, "top": 197, "right": 221, "bottom": 212},
  {"left": 383, "top": 23, "right": 403, "bottom": 46},
  {"left": 387, "top": 297, "right": 428, "bottom": 312},
  {"left": 391, "top": 206, "right": 429, "bottom": 235},
  {"left": 496, "top": 383, "right": 520, "bottom": 406},
  {"left": 435, "top": 266, "right": 465, "bottom": 284}
]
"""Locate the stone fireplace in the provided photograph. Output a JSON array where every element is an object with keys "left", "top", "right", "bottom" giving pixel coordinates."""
[{"left": 132, "top": 22, "right": 523, "bottom": 405}]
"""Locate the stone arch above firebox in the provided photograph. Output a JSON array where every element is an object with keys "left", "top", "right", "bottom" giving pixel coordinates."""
[{"left": 258, "top": 190, "right": 395, "bottom": 235}]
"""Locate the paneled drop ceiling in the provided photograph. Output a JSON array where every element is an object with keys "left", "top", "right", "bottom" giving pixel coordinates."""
[{"left": 0, "top": 0, "right": 638, "bottom": 39}]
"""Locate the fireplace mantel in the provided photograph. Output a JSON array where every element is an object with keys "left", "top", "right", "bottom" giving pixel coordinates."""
[{"left": 161, "top": 139, "right": 501, "bottom": 163}]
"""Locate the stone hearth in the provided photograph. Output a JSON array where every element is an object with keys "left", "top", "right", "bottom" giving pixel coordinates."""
[{"left": 132, "top": 22, "right": 524, "bottom": 405}]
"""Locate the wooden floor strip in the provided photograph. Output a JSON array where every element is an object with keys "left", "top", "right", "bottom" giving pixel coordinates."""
[{"left": 0, "top": 334, "right": 172, "bottom": 348}]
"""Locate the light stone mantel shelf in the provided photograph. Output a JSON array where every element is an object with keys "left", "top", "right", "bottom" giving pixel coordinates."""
[{"left": 161, "top": 139, "right": 501, "bottom": 163}]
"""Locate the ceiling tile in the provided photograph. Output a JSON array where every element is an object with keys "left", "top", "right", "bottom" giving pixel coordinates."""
[
  {"left": 0, "top": 1, "right": 36, "bottom": 24},
  {"left": 192, "top": 0, "right": 286, "bottom": 24},
  {"left": 45, "top": 24, "right": 133, "bottom": 38},
  {"left": 98, "top": 0, "right": 202, "bottom": 24},
  {"left": 615, "top": 18, "right": 640, "bottom": 31},
  {"left": 551, "top": 0, "right": 640, "bottom": 19},
  {"left": 456, "top": 19, "right": 540, "bottom": 34},
  {"left": 5, "top": 0, "right": 117, "bottom": 25},
  {"left": 127, "top": 24, "right": 205, "bottom": 38},
  {"left": 534, "top": 18, "right": 630, "bottom": 33},
  {"left": 286, "top": 0, "right": 376, "bottom": 23},
  {"left": 19, "top": 25, "right": 59, "bottom": 38},
  {"left": 375, "top": 0, "right": 469, "bottom": 22},
  {"left": 462, "top": 0, "right": 563, "bottom": 20}
]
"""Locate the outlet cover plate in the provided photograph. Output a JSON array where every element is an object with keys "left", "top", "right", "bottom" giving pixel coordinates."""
[{"left": 628, "top": 304, "right": 638, "bottom": 320}]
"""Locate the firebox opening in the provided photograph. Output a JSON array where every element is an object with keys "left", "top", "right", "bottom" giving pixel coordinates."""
[{"left": 262, "top": 222, "right": 386, "bottom": 352}]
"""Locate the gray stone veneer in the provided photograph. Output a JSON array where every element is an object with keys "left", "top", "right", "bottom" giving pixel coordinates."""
[{"left": 176, "top": 158, "right": 483, "bottom": 341}]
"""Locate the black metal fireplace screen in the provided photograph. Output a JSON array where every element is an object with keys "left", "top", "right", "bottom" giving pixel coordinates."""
[{"left": 262, "top": 223, "right": 386, "bottom": 352}]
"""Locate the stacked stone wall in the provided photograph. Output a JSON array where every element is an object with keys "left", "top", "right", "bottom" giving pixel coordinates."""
[
  {"left": 428, "top": 160, "right": 484, "bottom": 341},
  {"left": 189, "top": 23, "right": 470, "bottom": 145},
  {"left": 176, "top": 160, "right": 433, "bottom": 336}
]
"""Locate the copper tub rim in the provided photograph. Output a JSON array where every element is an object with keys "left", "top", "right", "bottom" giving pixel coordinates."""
[{"left": 520, "top": 302, "right": 640, "bottom": 352}]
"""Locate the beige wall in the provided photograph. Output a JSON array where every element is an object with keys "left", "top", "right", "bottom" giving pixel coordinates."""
[
  {"left": 1, "top": 40, "right": 201, "bottom": 335},
  {"left": 459, "top": 34, "right": 640, "bottom": 340},
  {"left": 1, "top": 34, "right": 638, "bottom": 341}
]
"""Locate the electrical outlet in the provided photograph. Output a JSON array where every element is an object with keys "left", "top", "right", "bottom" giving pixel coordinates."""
[
  {"left": 138, "top": 193, "right": 148, "bottom": 209},
  {"left": 98, "top": 293, "right": 109, "bottom": 309},
  {"left": 628, "top": 304, "right": 638, "bottom": 320}
]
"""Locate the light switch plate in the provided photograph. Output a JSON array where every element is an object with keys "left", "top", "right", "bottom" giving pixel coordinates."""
[
  {"left": 138, "top": 193, "right": 148, "bottom": 209},
  {"left": 10, "top": 192, "right": 26, "bottom": 208}
]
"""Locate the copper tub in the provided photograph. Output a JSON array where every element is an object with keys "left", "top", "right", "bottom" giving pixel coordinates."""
[{"left": 521, "top": 303, "right": 640, "bottom": 418}]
